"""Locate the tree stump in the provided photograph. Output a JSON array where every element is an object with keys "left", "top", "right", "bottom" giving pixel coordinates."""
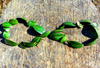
[{"left": 0, "top": 0, "right": 100, "bottom": 68}]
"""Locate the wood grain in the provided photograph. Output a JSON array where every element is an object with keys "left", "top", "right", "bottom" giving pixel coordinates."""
[
  {"left": 0, "top": 0, "right": 100, "bottom": 68},
  {"left": 0, "top": 0, "right": 11, "bottom": 17}
]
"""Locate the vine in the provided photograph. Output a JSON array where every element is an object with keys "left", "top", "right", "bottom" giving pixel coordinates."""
[{"left": 2, "top": 17, "right": 99, "bottom": 49}]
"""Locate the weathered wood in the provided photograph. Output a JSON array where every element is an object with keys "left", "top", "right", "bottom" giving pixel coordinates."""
[{"left": 0, "top": 0, "right": 100, "bottom": 68}]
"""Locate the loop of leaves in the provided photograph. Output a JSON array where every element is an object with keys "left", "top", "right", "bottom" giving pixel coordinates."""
[{"left": 2, "top": 18, "right": 99, "bottom": 49}]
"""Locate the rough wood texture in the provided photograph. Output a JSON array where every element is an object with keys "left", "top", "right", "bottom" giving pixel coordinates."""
[
  {"left": 0, "top": 0, "right": 100, "bottom": 68},
  {"left": 0, "top": 0, "right": 11, "bottom": 17},
  {"left": 92, "top": 0, "right": 100, "bottom": 12}
]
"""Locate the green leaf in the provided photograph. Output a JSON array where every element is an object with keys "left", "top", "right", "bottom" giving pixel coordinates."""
[
  {"left": 88, "top": 23, "right": 97, "bottom": 27},
  {"left": 80, "top": 20, "right": 91, "bottom": 25},
  {"left": 92, "top": 26, "right": 99, "bottom": 38},
  {"left": 76, "top": 21, "right": 83, "bottom": 28},
  {"left": 50, "top": 33, "right": 65, "bottom": 41},
  {"left": 63, "top": 22, "right": 76, "bottom": 26},
  {"left": 27, "top": 20, "right": 36, "bottom": 27},
  {"left": 86, "top": 39, "right": 97, "bottom": 46},
  {"left": 31, "top": 37, "right": 41, "bottom": 45},
  {"left": 5, "top": 39, "right": 18, "bottom": 46},
  {"left": 3, "top": 31, "right": 10, "bottom": 38},
  {"left": 67, "top": 40, "right": 84, "bottom": 48},
  {"left": 23, "top": 42, "right": 36, "bottom": 47},
  {"left": 2, "top": 22, "right": 12, "bottom": 28},
  {"left": 39, "top": 30, "right": 50, "bottom": 38},
  {"left": 59, "top": 25, "right": 65, "bottom": 29},
  {"left": 9, "top": 19, "right": 18, "bottom": 25},
  {"left": 53, "top": 29, "right": 63, "bottom": 33},
  {"left": 80, "top": 19, "right": 90, "bottom": 23},
  {"left": 19, "top": 44, "right": 26, "bottom": 49},
  {"left": 3, "top": 28, "right": 10, "bottom": 32},
  {"left": 89, "top": 25, "right": 99, "bottom": 39},
  {"left": 32, "top": 25, "right": 45, "bottom": 34},
  {"left": 60, "top": 35, "right": 67, "bottom": 43}
]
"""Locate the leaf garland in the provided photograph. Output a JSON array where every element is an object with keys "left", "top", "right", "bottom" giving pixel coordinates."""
[{"left": 2, "top": 18, "right": 99, "bottom": 49}]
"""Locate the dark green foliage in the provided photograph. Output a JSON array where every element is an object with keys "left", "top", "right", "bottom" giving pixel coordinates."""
[
  {"left": 19, "top": 44, "right": 26, "bottom": 49},
  {"left": 67, "top": 40, "right": 84, "bottom": 48},
  {"left": 85, "top": 39, "right": 97, "bottom": 46},
  {"left": 60, "top": 35, "right": 67, "bottom": 43},
  {"left": 50, "top": 33, "right": 65, "bottom": 41},
  {"left": 2, "top": 22, "right": 12, "bottom": 28},
  {"left": 63, "top": 22, "right": 76, "bottom": 26},
  {"left": 3, "top": 31, "right": 10, "bottom": 38},
  {"left": 5, "top": 39, "right": 18, "bottom": 46},
  {"left": 27, "top": 20, "right": 36, "bottom": 27},
  {"left": 23, "top": 42, "right": 36, "bottom": 47},
  {"left": 32, "top": 25, "right": 45, "bottom": 34},
  {"left": 31, "top": 37, "right": 41, "bottom": 46},
  {"left": 39, "top": 30, "right": 50, "bottom": 38},
  {"left": 9, "top": 19, "right": 18, "bottom": 25}
]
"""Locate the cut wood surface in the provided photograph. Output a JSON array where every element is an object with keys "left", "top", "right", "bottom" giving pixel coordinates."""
[{"left": 0, "top": 0, "right": 100, "bottom": 68}]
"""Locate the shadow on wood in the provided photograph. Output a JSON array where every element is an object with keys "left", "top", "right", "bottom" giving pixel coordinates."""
[
  {"left": 16, "top": 18, "right": 28, "bottom": 27},
  {"left": 0, "top": 24, "right": 5, "bottom": 44}
]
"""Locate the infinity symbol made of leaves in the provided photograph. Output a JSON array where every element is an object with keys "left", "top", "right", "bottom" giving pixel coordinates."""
[{"left": 2, "top": 17, "right": 99, "bottom": 49}]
